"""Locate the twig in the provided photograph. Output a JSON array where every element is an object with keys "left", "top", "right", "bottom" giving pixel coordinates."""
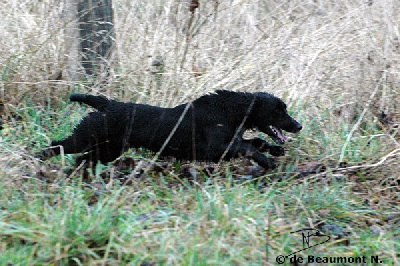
[
  {"left": 308, "top": 148, "right": 400, "bottom": 179},
  {"left": 125, "top": 102, "right": 192, "bottom": 184},
  {"left": 338, "top": 72, "right": 385, "bottom": 165},
  {"left": 216, "top": 95, "right": 256, "bottom": 169},
  {"left": 337, "top": 147, "right": 400, "bottom": 171},
  {"left": 180, "top": 13, "right": 195, "bottom": 71}
]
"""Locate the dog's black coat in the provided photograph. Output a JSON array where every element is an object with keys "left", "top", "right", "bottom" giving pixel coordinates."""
[{"left": 40, "top": 90, "right": 302, "bottom": 169}]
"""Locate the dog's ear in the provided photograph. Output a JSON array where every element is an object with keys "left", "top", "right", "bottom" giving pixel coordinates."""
[{"left": 278, "top": 100, "right": 287, "bottom": 111}]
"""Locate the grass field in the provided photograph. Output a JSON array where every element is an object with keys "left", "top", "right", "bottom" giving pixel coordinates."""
[{"left": 0, "top": 0, "right": 399, "bottom": 265}]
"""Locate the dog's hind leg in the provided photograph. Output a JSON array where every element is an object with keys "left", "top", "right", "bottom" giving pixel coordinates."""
[
  {"left": 38, "top": 135, "right": 92, "bottom": 161},
  {"left": 39, "top": 112, "right": 112, "bottom": 161},
  {"left": 74, "top": 139, "right": 126, "bottom": 166}
]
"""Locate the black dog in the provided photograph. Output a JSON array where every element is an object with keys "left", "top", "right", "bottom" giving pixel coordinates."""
[{"left": 39, "top": 90, "right": 302, "bottom": 169}]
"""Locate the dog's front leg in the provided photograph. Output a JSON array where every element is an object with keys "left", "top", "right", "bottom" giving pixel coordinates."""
[
  {"left": 221, "top": 142, "right": 277, "bottom": 170},
  {"left": 243, "top": 138, "right": 284, "bottom": 156}
]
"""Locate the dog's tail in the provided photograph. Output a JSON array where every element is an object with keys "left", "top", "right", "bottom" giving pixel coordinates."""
[{"left": 69, "top": 94, "right": 110, "bottom": 111}]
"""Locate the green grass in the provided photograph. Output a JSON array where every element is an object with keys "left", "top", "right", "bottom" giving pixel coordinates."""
[
  {"left": 0, "top": 100, "right": 398, "bottom": 265},
  {"left": 0, "top": 172, "right": 397, "bottom": 265}
]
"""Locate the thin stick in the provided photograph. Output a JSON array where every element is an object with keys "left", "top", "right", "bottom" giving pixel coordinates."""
[
  {"left": 338, "top": 72, "right": 385, "bottom": 165},
  {"left": 337, "top": 147, "right": 399, "bottom": 171},
  {"left": 216, "top": 95, "right": 256, "bottom": 168},
  {"left": 125, "top": 102, "right": 192, "bottom": 184},
  {"left": 309, "top": 148, "right": 400, "bottom": 179}
]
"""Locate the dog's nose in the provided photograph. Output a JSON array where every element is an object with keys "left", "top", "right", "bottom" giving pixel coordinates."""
[
  {"left": 297, "top": 123, "right": 302, "bottom": 131},
  {"left": 293, "top": 120, "right": 302, "bottom": 132}
]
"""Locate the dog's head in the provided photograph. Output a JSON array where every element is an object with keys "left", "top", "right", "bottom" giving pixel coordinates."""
[{"left": 252, "top": 92, "right": 302, "bottom": 145}]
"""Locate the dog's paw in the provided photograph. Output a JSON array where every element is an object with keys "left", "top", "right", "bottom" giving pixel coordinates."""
[
  {"left": 255, "top": 157, "right": 277, "bottom": 170},
  {"left": 266, "top": 158, "right": 278, "bottom": 170},
  {"left": 269, "top": 146, "right": 285, "bottom": 156}
]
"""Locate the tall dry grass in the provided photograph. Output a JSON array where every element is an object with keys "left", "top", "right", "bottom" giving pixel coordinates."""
[{"left": 1, "top": 0, "right": 398, "bottom": 105}]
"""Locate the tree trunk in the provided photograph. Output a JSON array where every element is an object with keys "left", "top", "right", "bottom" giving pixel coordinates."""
[{"left": 78, "top": 0, "right": 115, "bottom": 81}]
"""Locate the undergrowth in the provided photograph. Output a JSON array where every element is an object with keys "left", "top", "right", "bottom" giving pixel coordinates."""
[{"left": 1, "top": 0, "right": 399, "bottom": 265}]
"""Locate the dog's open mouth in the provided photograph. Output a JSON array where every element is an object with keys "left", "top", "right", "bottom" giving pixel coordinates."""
[{"left": 269, "top": 125, "right": 288, "bottom": 144}]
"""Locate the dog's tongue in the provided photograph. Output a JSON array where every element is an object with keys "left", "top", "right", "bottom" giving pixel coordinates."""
[{"left": 271, "top": 126, "right": 288, "bottom": 143}]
